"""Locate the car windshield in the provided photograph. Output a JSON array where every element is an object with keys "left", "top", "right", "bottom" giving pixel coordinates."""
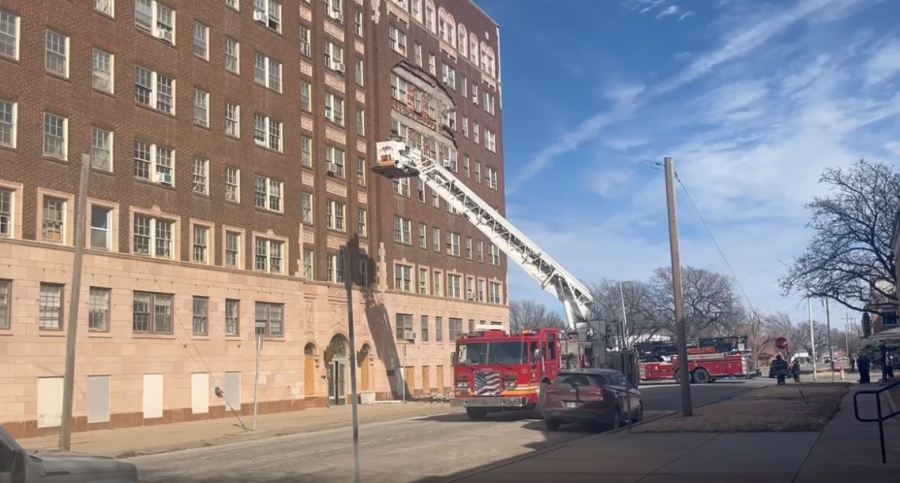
[{"left": 457, "top": 342, "right": 526, "bottom": 365}]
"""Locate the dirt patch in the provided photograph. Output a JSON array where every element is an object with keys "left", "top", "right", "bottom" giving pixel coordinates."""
[{"left": 634, "top": 383, "right": 849, "bottom": 433}]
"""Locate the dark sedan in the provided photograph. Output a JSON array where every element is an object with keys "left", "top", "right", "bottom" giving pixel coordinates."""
[{"left": 543, "top": 368, "right": 642, "bottom": 431}]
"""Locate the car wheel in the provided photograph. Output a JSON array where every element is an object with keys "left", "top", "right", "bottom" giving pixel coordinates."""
[
  {"left": 609, "top": 408, "right": 621, "bottom": 430},
  {"left": 633, "top": 403, "right": 643, "bottom": 423},
  {"left": 466, "top": 407, "right": 487, "bottom": 420},
  {"left": 544, "top": 418, "right": 561, "bottom": 431},
  {"left": 693, "top": 368, "right": 711, "bottom": 384}
]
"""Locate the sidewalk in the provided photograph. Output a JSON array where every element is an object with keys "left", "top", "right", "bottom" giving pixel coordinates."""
[
  {"left": 16, "top": 401, "right": 452, "bottom": 458},
  {"left": 449, "top": 385, "right": 900, "bottom": 482}
]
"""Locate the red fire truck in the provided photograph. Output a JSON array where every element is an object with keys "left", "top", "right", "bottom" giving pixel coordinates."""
[
  {"left": 638, "top": 336, "right": 754, "bottom": 383},
  {"left": 451, "top": 327, "right": 563, "bottom": 419}
]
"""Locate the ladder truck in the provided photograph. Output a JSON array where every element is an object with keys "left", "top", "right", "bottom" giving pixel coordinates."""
[{"left": 373, "top": 140, "right": 637, "bottom": 418}]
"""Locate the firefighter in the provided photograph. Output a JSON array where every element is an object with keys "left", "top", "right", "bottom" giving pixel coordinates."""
[
  {"left": 791, "top": 359, "right": 801, "bottom": 383},
  {"left": 857, "top": 353, "right": 871, "bottom": 384},
  {"left": 771, "top": 355, "right": 788, "bottom": 385}
]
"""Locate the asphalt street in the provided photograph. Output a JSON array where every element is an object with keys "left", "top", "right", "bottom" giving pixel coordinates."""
[{"left": 131, "top": 378, "right": 771, "bottom": 483}]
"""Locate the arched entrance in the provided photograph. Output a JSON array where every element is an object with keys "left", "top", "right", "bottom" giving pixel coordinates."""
[
  {"left": 304, "top": 343, "right": 317, "bottom": 398},
  {"left": 324, "top": 335, "right": 349, "bottom": 406},
  {"left": 358, "top": 344, "right": 371, "bottom": 392}
]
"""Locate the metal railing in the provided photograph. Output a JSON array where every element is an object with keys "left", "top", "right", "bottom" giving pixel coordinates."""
[{"left": 853, "top": 379, "right": 900, "bottom": 463}]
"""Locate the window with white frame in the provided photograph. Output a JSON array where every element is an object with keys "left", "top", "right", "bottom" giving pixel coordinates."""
[
  {"left": 133, "top": 140, "right": 175, "bottom": 186},
  {"left": 226, "top": 0, "right": 240, "bottom": 11},
  {"left": 447, "top": 274, "right": 462, "bottom": 299},
  {"left": 489, "top": 281, "right": 502, "bottom": 304},
  {"left": 432, "top": 227, "right": 440, "bottom": 252},
  {"left": 39, "top": 283, "right": 64, "bottom": 330},
  {"left": 441, "top": 63, "right": 455, "bottom": 89},
  {"left": 134, "top": 0, "right": 175, "bottom": 44},
  {"left": 192, "top": 224, "right": 209, "bottom": 263},
  {"left": 394, "top": 264, "right": 412, "bottom": 292},
  {"left": 253, "top": 113, "right": 282, "bottom": 151},
  {"left": 89, "top": 287, "right": 110, "bottom": 332},
  {"left": 299, "top": 25, "right": 311, "bottom": 57},
  {"left": 487, "top": 167, "right": 499, "bottom": 190},
  {"left": 325, "top": 41, "right": 344, "bottom": 71},
  {"left": 225, "top": 102, "right": 240, "bottom": 137},
  {"left": 94, "top": 0, "right": 115, "bottom": 16},
  {"left": 439, "top": 144, "right": 457, "bottom": 170},
  {"left": 475, "top": 161, "right": 481, "bottom": 182},
  {"left": 432, "top": 189, "right": 439, "bottom": 208},
  {"left": 472, "top": 83, "right": 479, "bottom": 105},
  {"left": 92, "top": 48, "right": 114, "bottom": 93},
  {"left": 389, "top": 25, "right": 407, "bottom": 55},
  {"left": 254, "top": 52, "right": 282, "bottom": 92},
  {"left": 224, "top": 37, "right": 240, "bottom": 74},
  {"left": 417, "top": 179, "right": 425, "bottom": 202},
  {"left": 478, "top": 279, "right": 486, "bottom": 302},
  {"left": 225, "top": 230, "right": 241, "bottom": 267},
  {"left": 324, "top": 92, "right": 344, "bottom": 126},
  {"left": 466, "top": 237, "right": 473, "bottom": 259},
  {"left": 254, "top": 176, "right": 282, "bottom": 212},
  {"left": 325, "top": 145, "right": 345, "bottom": 178},
  {"left": 89, "top": 205, "right": 111, "bottom": 250},
  {"left": 433, "top": 270, "right": 443, "bottom": 297},
  {"left": 357, "top": 158, "right": 366, "bottom": 185},
  {"left": 473, "top": 122, "right": 480, "bottom": 143},
  {"left": 255, "top": 301, "right": 284, "bottom": 336},
  {"left": 253, "top": 0, "right": 282, "bottom": 32},
  {"left": 225, "top": 299, "right": 240, "bottom": 336},
  {"left": 392, "top": 177, "right": 410, "bottom": 197},
  {"left": 193, "top": 88, "right": 209, "bottom": 127},
  {"left": 425, "top": 0, "right": 435, "bottom": 32},
  {"left": 485, "top": 91, "right": 496, "bottom": 115},
  {"left": 477, "top": 240, "right": 484, "bottom": 263},
  {"left": 301, "top": 135, "right": 313, "bottom": 167},
  {"left": 45, "top": 30, "right": 69, "bottom": 77},
  {"left": 326, "top": 253, "right": 344, "bottom": 284},
  {"left": 411, "top": 0, "right": 422, "bottom": 19},
  {"left": 133, "top": 214, "right": 174, "bottom": 258},
  {"left": 447, "top": 232, "right": 461, "bottom": 257},
  {"left": 490, "top": 244, "right": 500, "bottom": 266},
  {"left": 42, "top": 197, "right": 66, "bottom": 243},
  {"left": 418, "top": 224, "right": 427, "bottom": 248},
  {"left": 393, "top": 216, "right": 411, "bottom": 244},
  {"left": 300, "top": 80, "right": 312, "bottom": 111},
  {"left": 42, "top": 113, "right": 67, "bottom": 159},
  {"left": 193, "top": 22, "right": 209, "bottom": 59},
  {"left": 0, "top": 100, "right": 15, "bottom": 148},
  {"left": 134, "top": 65, "right": 175, "bottom": 114},
  {"left": 301, "top": 191, "right": 313, "bottom": 224},
  {"left": 303, "top": 248, "right": 314, "bottom": 279},
  {"left": 326, "top": 199, "right": 346, "bottom": 231},
  {"left": 0, "top": 189, "right": 13, "bottom": 238},
  {"left": 357, "top": 207, "right": 367, "bottom": 237},
  {"left": 89, "top": 127, "right": 113, "bottom": 171},
  {"left": 463, "top": 156, "right": 471, "bottom": 178},
  {"left": 390, "top": 74, "right": 408, "bottom": 101},
  {"left": 413, "top": 43, "right": 422, "bottom": 66},
  {"left": 0, "top": 281, "right": 10, "bottom": 328},
  {"left": 324, "top": 0, "right": 343, "bottom": 22},
  {"left": 192, "top": 157, "right": 209, "bottom": 195},
  {"left": 485, "top": 129, "right": 497, "bottom": 153},
  {"left": 462, "top": 117, "right": 469, "bottom": 138},
  {"left": 0, "top": 10, "right": 18, "bottom": 61},
  {"left": 254, "top": 237, "right": 284, "bottom": 273},
  {"left": 133, "top": 291, "right": 173, "bottom": 333},
  {"left": 354, "top": 10, "right": 363, "bottom": 36},
  {"left": 356, "top": 108, "right": 365, "bottom": 136},
  {"left": 225, "top": 166, "right": 240, "bottom": 203},
  {"left": 355, "top": 58, "right": 364, "bottom": 86},
  {"left": 418, "top": 268, "right": 428, "bottom": 295}
]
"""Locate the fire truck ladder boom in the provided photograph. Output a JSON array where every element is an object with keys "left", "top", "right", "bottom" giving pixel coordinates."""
[{"left": 374, "top": 140, "right": 594, "bottom": 330}]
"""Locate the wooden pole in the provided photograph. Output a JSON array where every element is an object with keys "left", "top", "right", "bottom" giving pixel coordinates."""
[
  {"left": 344, "top": 242, "right": 361, "bottom": 483},
  {"left": 664, "top": 157, "right": 692, "bottom": 417}
]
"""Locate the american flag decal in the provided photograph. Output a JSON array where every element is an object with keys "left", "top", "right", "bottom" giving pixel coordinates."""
[{"left": 474, "top": 371, "right": 501, "bottom": 396}]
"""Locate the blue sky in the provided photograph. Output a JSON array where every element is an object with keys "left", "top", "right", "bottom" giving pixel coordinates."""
[{"left": 476, "top": 0, "right": 900, "bottom": 328}]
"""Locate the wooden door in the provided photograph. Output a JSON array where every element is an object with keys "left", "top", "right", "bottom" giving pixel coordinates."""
[
  {"left": 305, "top": 355, "right": 316, "bottom": 397},
  {"left": 360, "top": 356, "right": 370, "bottom": 391},
  {"left": 436, "top": 365, "right": 444, "bottom": 391},
  {"left": 404, "top": 366, "right": 415, "bottom": 394},
  {"left": 422, "top": 365, "right": 431, "bottom": 393}
]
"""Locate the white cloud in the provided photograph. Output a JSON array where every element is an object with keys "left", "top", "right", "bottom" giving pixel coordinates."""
[
  {"left": 865, "top": 38, "right": 900, "bottom": 86},
  {"left": 699, "top": 79, "right": 770, "bottom": 123},
  {"left": 589, "top": 168, "right": 634, "bottom": 198},
  {"left": 884, "top": 141, "right": 900, "bottom": 156},
  {"left": 657, "top": 5, "right": 680, "bottom": 18},
  {"left": 678, "top": 11, "right": 695, "bottom": 21}
]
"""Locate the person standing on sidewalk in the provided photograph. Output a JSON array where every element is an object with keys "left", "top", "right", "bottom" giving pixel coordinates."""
[
  {"left": 884, "top": 349, "right": 895, "bottom": 380},
  {"left": 857, "top": 353, "right": 871, "bottom": 384},
  {"left": 772, "top": 355, "right": 788, "bottom": 385},
  {"left": 791, "top": 360, "right": 801, "bottom": 383}
]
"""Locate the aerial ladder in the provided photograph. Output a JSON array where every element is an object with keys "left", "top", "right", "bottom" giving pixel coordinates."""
[{"left": 373, "top": 140, "right": 636, "bottom": 374}]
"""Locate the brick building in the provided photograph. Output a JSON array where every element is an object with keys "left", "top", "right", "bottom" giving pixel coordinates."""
[{"left": 0, "top": 0, "right": 506, "bottom": 438}]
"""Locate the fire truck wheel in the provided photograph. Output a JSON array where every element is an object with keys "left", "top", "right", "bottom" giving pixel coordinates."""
[
  {"left": 674, "top": 369, "right": 693, "bottom": 384},
  {"left": 536, "top": 382, "right": 549, "bottom": 419},
  {"left": 544, "top": 418, "right": 561, "bottom": 431},
  {"left": 693, "top": 368, "right": 711, "bottom": 384},
  {"left": 466, "top": 407, "right": 487, "bottom": 420}
]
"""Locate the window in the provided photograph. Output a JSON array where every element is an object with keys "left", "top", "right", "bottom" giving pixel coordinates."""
[
  {"left": 441, "top": 63, "right": 456, "bottom": 89},
  {"left": 193, "top": 89, "right": 209, "bottom": 127},
  {"left": 490, "top": 244, "right": 501, "bottom": 266},
  {"left": 90, "top": 205, "right": 111, "bottom": 250},
  {"left": 466, "top": 237, "right": 473, "bottom": 259},
  {"left": 45, "top": 30, "right": 69, "bottom": 77},
  {"left": 303, "top": 249, "right": 314, "bottom": 279},
  {"left": 224, "top": 102, "right": 241, "bottom": 138},
  {"left": 449, "top": 318, "right": 463, "bottom": 341},
  {"left": 326, "top": 253, "right": 344, "bottom": 283},
  {"left": 428, "top": 53, "right": 436, "bottom": 75},
  {"left": 226, "top": 299, "right": 240, "bottom": 336},
  {"left": 300, "top": 81, "right": 312, "bottom": 111},
  {"left": 462, "top": 117, "right": 469, "bottom": 138},
  {"left": 356, "top": 108, "right": 365, "bottom": 136},
  {"left": 393, "top": 216, "right": 412, "bottom": 244},
  {"left": 299, "top": 192, "right": 314, "bottom": 224},
  {"left": 473, "top": 122, "right": 480, "bottom": 144},
  {"left": 192, "top": 297, "right": 209, "bottom": 335},
  {"left": 133, "top": 215, "right": 174, "bottom": 258},
  {"left": 478, "top": 279, "right": 486, "bottom": 302},
  {"left": 413, "top": 43, "right": 422, "bottom": 66},
  {"left": 42, "top": 197, "right": 66, "bottom": 243},
  {"left": 425, "top": 0, "right": 435, "bottom": 31},
  {"left": 475, "top": 162, "right": 482, "bottom": 183},
  {"left": 418, "top": 267, "right": 428, "bottom": 294},
  {"left": 435, "top": 316, "right": 443, "bottom": 342},
  {"left": 432, "top": 227, "right": 440, "bottom": 252},
  {"left": 354, "top": 10, "right": 363, "bottom": 36},
  {"left": 0, "top": 100, "right": 15, "bottom": 148},
  {"left": 254, "top": 237, "right": 284, "bottom": 273},
  {"left": 325, "top": 41, "right": 344, "bottom": 71},
  {"left": 390, "top": 74, "right": 408, "bottom": 101},
  {"left": 225, "top": 37, "right": 240, "bottom": 74},
  {"left": 134, "top": 66, "right": 175, "bottom": 114},
  {"left": 433, "top": 270, "right": 443, "bottom": 296},
  {"left": 322, "top": 146, "right": 345, "bottom": 179},
  {"left": 440, "top": 145, "right": 458, "bottom": 171},
  {"left": 226, "top": 0, "right": 240, "bottom": 11},
  {"left": 0, "top": 189, "right": 11, "bottom": 237},
  {"left": 299, "top": 25, "right": 311, "bottom": 57},
  {"left": 463, "top": 156, "right": 470, "bottom": 178},
  {"left": 301, "top": 136, "right": 313, "bottom": 167},
  {"left": 254, "top": 52, "right": 282, "bottom": 92},
  {"left": 225, "top": 230, "right": 241, "bottom": 267},
  {"left": 0, "top": 10, "right": 18, "bottom": 61},
  {"left": 389, "top": 25, "right": 407, "bottom": 55},
  {"left": 489, "top": 282, "right": 502, "bottom": 304},
  {"left": 418, "top": 224, "right": 427, "bottom": 248},
  {"left": 134, "top": 0, "right": 175, "bottom": 44},
  {"left": 0, "top": 280, "right": 9, "bottom": 329},
  {"left": 193, "top": 22, "right": 209, "bottom": 59},
  {"left": 43, "top": 113, "right": 67, "bottom": 159},
  {"left": 326, "top": 199, "right": 346, "bottom": 231},
  {"left": 485, "top": 91, "right": 496, "bottom": 115},
  {"left": 420, "top": 315, "right": 429, "bottom": 342},
  {"left": 133, "top": 141, "right": 174, "bottom": 186},
  {"left": 487, "top": 167, "right": 499, "bottom": 190},
  {"left": 253, "top": 114, "right": 282, "bottom": 151},
  {"left": 357, "top": 208, "right": 367, "bottom": 237},
  {"left": 325, "top": 0, "right": 343, "bottom": 22},
  {"left": 39, "top": 283, "right": 64, "bottom": 330},
  {"left": 432, "top": 189, "right": 440, "bottom": 208},
  {"left": 395, "top": 313, "right": 413, "bottom": 339},
  {"left": 447, "top": 232, "right": 461, "bottom": 257},
  {"left": 394, "top": 264, "right": 412, "bottom": 292},
  {"left": 253, "top": 0, "right": 282, "bottom": 33},
  {"left": 355, "top": 58, "right": 365, "bottom": 86},
  {"left": 192, "top": 225, "right": 209, "bottom": 262},
  {"left": 324, "top": 93, "right": 345, "bottom": 126},
  {"left": 472, "top": 83, "right": 480, "bottom": 105},
  {"left": 477, "top": 241, "right": 484, "bottom": 263},
  {"left": 448, "top": 274, "right": 461, "bottom": 299},
  {"left": 92, "top": 49, "right": 114, "bottom": 93},
  {"left": 91, "top": 127, "right": 113, "bottom": 170},
  {"left": 357, "top": 158, "right": 366, "bottom": 186},
  {"left": 191, "top": 158, "right": 209, "bottom": 195},
  {"left": 254, "top": 176, "right": 282, "bottom": 212},
  {"left": 485, "top": 129, "right": 497, "bottom": 153},
  {"left": 132, "top": 291, "right": 173, "bottom": 333}
]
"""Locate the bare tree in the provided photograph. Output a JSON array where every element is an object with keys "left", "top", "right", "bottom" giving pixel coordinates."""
[
  {"left": 649, "top": 266, "right": 746, "bottom": 338},
  {"left": 781, "top": 160, "right": 900, "bottom": 313},
  {"left": 589, "top": 280, "right": 668, "bottom": 342},
  {"left": 509, "top": 300, "right": 566, "bottom": 333}
]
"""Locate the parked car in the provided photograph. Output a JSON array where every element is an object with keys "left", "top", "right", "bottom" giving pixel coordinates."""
[
  {"left": 543, "top": 368, "right": 642, "bottom": 431},
  {"left": 0, "top": 426, "right": 137, "bottom": 482}
]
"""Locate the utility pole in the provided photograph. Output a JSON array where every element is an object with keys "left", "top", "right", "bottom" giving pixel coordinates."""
[
  {"left": 252, "top": 335, "right": 261, "bottom": 430},
  {"left": 343, "top": 243, "right": 362, "bottom": 483},
  {"left": 808, "top": 298, "right": 817, "bottom": 382},
  {"left": 825, "top": 298, "right": 834, "bottom": 382},
  {"left": 59, "top": 155, "right": 90, "bottom": 451},
  {"left": 664, "top": 157, "right": 692, "bottom": 417},
  {"left": 618, "top": 282, "right": 628, "bottom": 350},
  {"left": 842, "top": 314, "right": 853, "bottom": 358}
]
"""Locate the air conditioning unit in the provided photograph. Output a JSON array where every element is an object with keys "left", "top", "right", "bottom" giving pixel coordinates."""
[
  {"left": 253, "top": 10, "right": 266, "bottom": 22},
  {"left": 403, "top": 329, "right": 416, "bottom": 342},
  {"left": 467, "top": 291, "right": 476, "bottom": 301},
  {"left": 326, "top": 162, "right": 338, "bottom": 175},
  {"left": 333, "top": 62, "right": 345, "bottom": 73}
]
